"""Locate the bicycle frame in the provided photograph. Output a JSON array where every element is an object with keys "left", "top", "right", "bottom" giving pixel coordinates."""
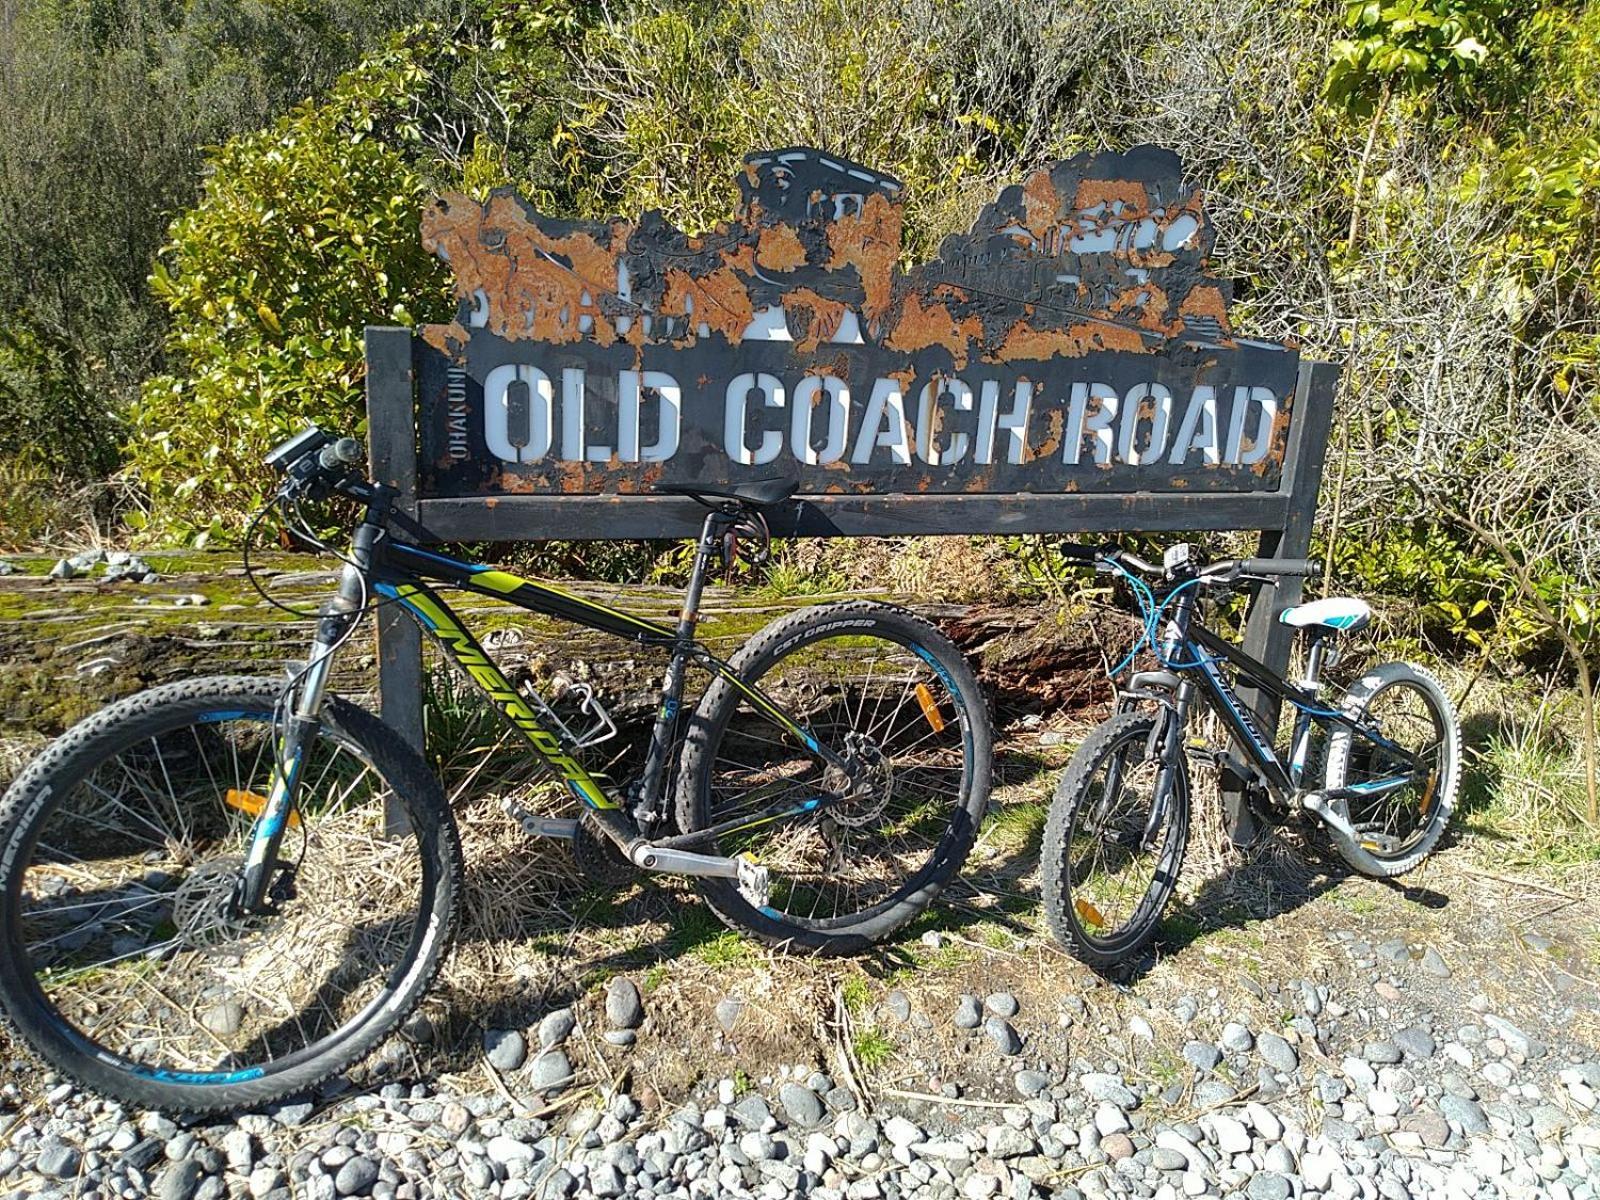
[
  {"left": 1143, "top": 590, "right": 1428, "bottom": 812},
  {"left": 239, "top": 504, "right": 854, "bottom": 911}
]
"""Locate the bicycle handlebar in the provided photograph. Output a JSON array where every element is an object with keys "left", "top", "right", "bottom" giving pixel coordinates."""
[{"left": 1059, "top": 543, "right": 1316, "bottom": 586}]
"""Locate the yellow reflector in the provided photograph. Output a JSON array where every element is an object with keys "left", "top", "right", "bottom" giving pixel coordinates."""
[
  {"left": 1074, "top": 898, "right": 1104, "bottom": 930},
  {"left": 224, "top": 788, "right": 299, "bottom": 829},
  {"left": 1419, "top": 771, "right": 1438, "bottom": 817},
  {"left": 914, "top": 683, "right": 946, "bottom": 733}
]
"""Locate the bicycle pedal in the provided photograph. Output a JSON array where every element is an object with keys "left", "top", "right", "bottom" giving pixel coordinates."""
[{"left": 736, "top": 853, "right": 770, "bottom": 910}]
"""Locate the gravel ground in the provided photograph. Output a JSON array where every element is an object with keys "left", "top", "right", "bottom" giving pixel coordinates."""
[{"left": 4, "top": 933, "right": 1598, "bottom": 1200}]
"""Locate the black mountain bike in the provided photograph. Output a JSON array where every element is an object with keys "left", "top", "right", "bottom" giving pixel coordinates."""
[
  {"left": 1042, "top": 543, "right": 1460, "bottom": 968},
  {"left": 0, "top": 427, "right": 991, "bottom": 1113}
]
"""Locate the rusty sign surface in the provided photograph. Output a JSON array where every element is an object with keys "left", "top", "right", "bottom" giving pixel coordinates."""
[{"left": 411, "top": 145, "right": 1304, "bottom": 505}]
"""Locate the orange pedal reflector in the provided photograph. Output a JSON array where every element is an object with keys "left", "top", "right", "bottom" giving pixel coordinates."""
[
  {"left": 914, "top": 683, "right": 947, "bottom": 733},
  {"left": 1420, "top": 771, "right": 1438, "bottom": 817},
  {"left": 1074, "top": 898, "right": 1105, "bottom": 930},
  {"left": 224, "top": 788, "right": 300, "bottom": 828}
]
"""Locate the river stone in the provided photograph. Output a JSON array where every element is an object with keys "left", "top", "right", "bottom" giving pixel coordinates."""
[
  {"left": 1257, "top": 1031, "right": 1299, "bottom": 1074},
  {"left": 1484, "top": 1015, "right": 1544, "bottom": 1059},
  {"left": 1420, "top": 947, "right": 1452, "bottom": 978},
  {"left": 529, "top": 1050, "right": 573, "bottom": 1093},
  {"left": 986, "top": 993, "right": 1020, "bottom": 1018},
  {"left": 1183, "top": 1041, "right": 1223, "bottom": 1072},
  {"left": 1221, "top": 1023, "right": 1254, "bottom": 1053},
  {"left": 1248, "top": 1173, "right": 1292, "bottom": 1200},
  {"left": 155, "top": 1161, "right": 205, "bottom": 1200},
  {"left": 779, "top": 1083, "right": 826, "bottom": 1128},
  {"left": 537, "top": 1009, "right": 575, "bottom": 1049},
  {"left": 483, "top": 1029, "right": 527, "bottom": 1072},
  {"left": 985, "top": 1016, "right": 1022, "bottom": 1056},
  {"left": 201, "top": 1001, "right": 244, "bottom": 1037},
  {"left": 605, "top": 978, "right": 644, "bottom": 1030},
  {"left": 334, "top": 1156, "right": 380, "bottom": 1196},
  {"left": 1395, "top": 1027, "right": 1436, "bottom": 1060},
  {"left": 35, "top": 1142, "right": 81, "bottom": 1179},
  {"left": 954, "top": 995, "right": 983, "bottom": 1030},
  {"left": 1440, "top": 1095, "right": 1490, "bottom": 1134},
  {"left": 715, "top": 997, "right": 744, "bottom": 1032},
  {"left": 1014, "top": 1070, "right": 1051, "bottom": 1097}
]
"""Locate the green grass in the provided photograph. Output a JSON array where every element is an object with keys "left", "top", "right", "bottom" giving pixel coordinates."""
[
  {"left": 985, "top": 800, "right": 1049, "bottom": 851},
  {"left": 671, "top": 905, "right": 759, "bottom": 967},
  {"left": 1459, "top": 712, "right": 1600, "bottom": 870},
  {"left": 853, "top": 1027, "right": 895, "bottom": 1070},
  {"left": 840, "top": 974, "right": 872, "bottom": 1016}
]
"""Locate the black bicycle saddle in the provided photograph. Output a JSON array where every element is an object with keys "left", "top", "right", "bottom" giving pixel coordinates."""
[{"left": 654, "top": 479, "right": 798, "bottom": 508}]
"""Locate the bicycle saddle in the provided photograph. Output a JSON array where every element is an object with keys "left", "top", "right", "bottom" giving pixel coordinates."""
[
  {"left": 654, "top": 479, "right": 798, "bottom": 508},
  {"left": 1279, "top": 597, "right": 1372, "bottom": 634}
]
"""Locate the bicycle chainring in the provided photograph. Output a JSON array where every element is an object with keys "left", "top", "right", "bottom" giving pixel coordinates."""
[{"left": 571, "top": 814, "right": 639, "bottom": 889}]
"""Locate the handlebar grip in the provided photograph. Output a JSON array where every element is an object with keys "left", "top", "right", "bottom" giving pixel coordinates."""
[
  {"left": 1058, "top": 542, "right": 1100, "bottom": 563},
  {"left": 1240, "top": 558, "right": 1315, "bottom": 577},
  {"left": 319, "top": 437, "right": 364, "bottom": 469}
]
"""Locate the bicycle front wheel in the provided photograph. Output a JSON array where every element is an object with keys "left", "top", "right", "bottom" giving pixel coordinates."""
[
  {"left": 1042, "top": 712, "right": 1189, "bottom": 969},
  {"left": 0, "top": 677, "right": 461, "bottom": 1114},
  {"left": 676, "top": 601, "right": 991, "bottom": 954}
]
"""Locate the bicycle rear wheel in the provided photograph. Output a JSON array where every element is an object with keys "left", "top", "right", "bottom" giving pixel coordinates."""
[
  {"left": 1042, "top": 712, "right": 1189, "bottom": 969},
  {"left": 0, "top": 677, "right": 461, "bottom": 1113},
  {"left": 676, "top": 601, "right": 991, "bottom": 954},
  {"left": 1323, "top": 661, "right": 1460, "bottom": 876}
]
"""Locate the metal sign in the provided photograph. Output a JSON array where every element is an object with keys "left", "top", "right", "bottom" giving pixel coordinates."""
[
  {"left": 366, "top": 145, "right": 1339, "bottom": 845},
  {"left": 384, "top": 145, "right": 1331, "bottom": 539}
]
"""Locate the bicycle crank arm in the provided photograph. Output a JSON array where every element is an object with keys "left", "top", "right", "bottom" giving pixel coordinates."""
[
  {"left": 501, "top": 800, "right": 577, "bottom": 839},
  {"left": 630, "top": 845, "right": 771, "bottom": 907}
]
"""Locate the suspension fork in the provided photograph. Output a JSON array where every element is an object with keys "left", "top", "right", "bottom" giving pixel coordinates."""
[{"left": 237, "top": 522, "right": 377, "bottom": 912}]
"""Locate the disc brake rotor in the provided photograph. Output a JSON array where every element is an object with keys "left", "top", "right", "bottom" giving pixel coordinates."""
[
  {"left": 823, "top": 734, "right": 894, "bottom": 829},
  {"left": 171, "top": 857, "right": 263, "bottom": 951}
]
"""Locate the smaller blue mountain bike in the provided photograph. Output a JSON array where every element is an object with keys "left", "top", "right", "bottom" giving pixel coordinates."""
[{"left": 1042, "top": 543, "right": 1461, "bottom": 968}]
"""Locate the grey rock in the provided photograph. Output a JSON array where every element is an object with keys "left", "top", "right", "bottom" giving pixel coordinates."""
[
  {"left": 1183, "top": 1041, "right": 1222, "bottom": 1072},
  {"left": 155, "top": 1161, "right": 205, "bottom": 1200},
  {"left": 483, "top": 1028, "right": 527, "bottom": 1072},
  {"left": 1014, "top": 1070, "right": 1051, "bottom": 1097},
  {"left": 1395, "top": 1026, "right": 1436, "bottom": 1060},
  {"left": 1257, "top": 1032, "right": 1299, "bottom": 1074},
  {"left": 1484, "top": 1014, "right": 1544, "bottom": 1059},
  {"left": 334, "top": 1156, "right": 380, "bottom": 1196},
  {"left": 35, "top": 1142, "right": 80, "bottom": 1179},
  {"left": 1221, "top": 1023, "right": 1254, "bottom": 1053},
  {"left": 883, "top": 990, "right": 912, "bottom": 1023},
  {"left": 986, "top": 1126, "right": 1034, "bottom": 1159},
  {"left": 986, "top": 993, "right": 1020, "bottom": 1018},
  {"left": 486, "top": 1136, "right": 535, "bottom": 1165},
  {"left": 590, "top": 1164, "right": 624, "bottom": 1198},
  {"left": 1420, "top": 947, "right": 1452, "bottom": 977},
  {"left": 200, "top": 1001, "right": 243, "bottom": 1037},
  {"left": 49, "top": 559, "right": 77, "bottom": 580},
  {"left": 1248, "top": 1173, "right": 1292, "bottom": 1200},
  {"left": 1193, "top": 1080, "right": 1238, "bottom": 1107},
  {"left": 1377, "top": 937, "right": 1409, "bottom": 964},
  {"left": 1439, "top": 1095, "right": 1490, "bottom": 1134},
  {"left": 270, "top": 1100, "right": 316, "bottom": 1127},
  {"left": 730, "top": 1093, "right": 772, "bottom": 1129},
  {"left": 1262, "top": 1144, "right": 1297, "bottom": 1174},
  {"left": 1149, "top": 1148, "right": 1189, "bottom": 1171},
  {"left": 529, "top": 1050, "right": 573, "bottom": 1093},
  {"left": 779, "top": 1083, "right": 826, "bottom": 1129},
  {"left": 715, "top": 997, "right": 744, "bottom": 1032},
  {"left": 1365, "top": 1040, "right": 1403, "bottom": 1065},
  {"left": 954, "top": 995, "right": 982, "bottom": 1030},
  {"left": 605, "top": 978, "right": 644, "bottom": 1030},
  {"left": 986, "top": 1016, "right": 1022, "bottom": 1056},
  {"left": 1080, "top": 1073, "right": 1139, "bottom": 1109},
  {"left": 537, "top": 1009, "right": 575, "bottom": 1049},
  {"left": 602, "top": 1029, "right": 636, "bottom": 1047},
  {"left": 1206, "top": 1114, "right": 1250, "bottom": 1154}
]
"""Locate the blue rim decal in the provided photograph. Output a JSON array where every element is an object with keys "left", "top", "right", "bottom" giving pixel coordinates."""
[{"left": 132, "top": 1064, "right": 267, "bottom": 1085}]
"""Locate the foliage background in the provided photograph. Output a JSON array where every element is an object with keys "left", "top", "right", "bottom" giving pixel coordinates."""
[{"left": 1, "top": 0, "right": 1597, "bottom": 818}]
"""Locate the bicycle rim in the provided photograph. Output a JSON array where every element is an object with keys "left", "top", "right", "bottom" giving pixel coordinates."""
[
  {"left": 1344, "top": 680, "right": 1451, "bottom": 859},
  {"left": 1065, "top": 727, "right": 1184, "bottom": 951},
  {"left": 5, "top": 705, "right": 431, "bottom": 1085},
  {"left": 702, "top": 626, "right": 977, "bottom": 929}
]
